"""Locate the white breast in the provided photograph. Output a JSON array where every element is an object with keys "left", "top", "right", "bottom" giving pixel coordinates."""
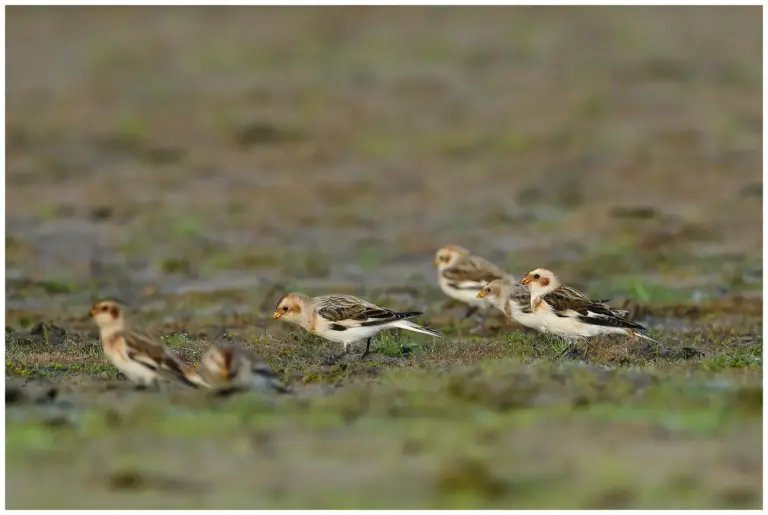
[{"left": 437, "top": 274, "right": 489, "bottom": 307}]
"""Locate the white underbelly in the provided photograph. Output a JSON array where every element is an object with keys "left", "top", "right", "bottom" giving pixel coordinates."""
[
  {"left": 316, "top": 324, "right": 386, "bottom": 345},
  {"left": 538, "top": 310, "right": 627, "bottom": 339},
  {"left": 105, "top": 348, "right": 158, "bottom": 385},
  {"left": 438, "top": 277, "right": 488, "bottom": 307},
  {"left": 506, "top": 304, "right": 548, "bottom": 333}
]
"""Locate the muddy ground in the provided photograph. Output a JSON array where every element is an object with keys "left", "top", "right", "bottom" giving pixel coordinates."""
[{"left": 5, "top": 6, "right": 763, "bottom": 509}]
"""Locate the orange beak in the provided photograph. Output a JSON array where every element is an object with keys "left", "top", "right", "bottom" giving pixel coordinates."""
[
  {"left": 88, "top": 307, "right": 97, "bottom": 317},
  {"left": 476, "top": 291, "right": 486, "bottom": 299},
  {"left": 519, "top": 275, "right": 532, "bottom": 286},
  {"left": 433, "top": 257, "right": 440, "bottom": 266},
  {"left": 273, "top": 311, "right": 282, "bottom": 319}
]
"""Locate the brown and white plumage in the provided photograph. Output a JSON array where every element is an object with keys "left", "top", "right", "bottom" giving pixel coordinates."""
[
  {"left": 476, "top": 279, "right": 547, "bottom": 332},
  {"left": 434, "top": 245, "right": 512, "bottom": 315},
  {"left": 88, "top": 299, "right": 203, "bottom": 388},
  {"left": 519, "top": 268, "right": 659, "bottom": 343},
  {"left": 198, "top": 344, "right": 288, "bottom": 393},
  {"left": 273, "top": 292, "right": 441, "bottom": 358}
]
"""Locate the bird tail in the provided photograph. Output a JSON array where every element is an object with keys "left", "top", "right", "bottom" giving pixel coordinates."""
[
  {"left": 392, "top": 320, "right": 442, "bottom": 338},
  {"left": 271, "top": 380, "right": 292, "bottom": 395},
  {"left": 178, "top": 365, "right": 209, "bottom": 389},
  {"left": 631, "top": 329, "right": 661, "bottom": 345}
]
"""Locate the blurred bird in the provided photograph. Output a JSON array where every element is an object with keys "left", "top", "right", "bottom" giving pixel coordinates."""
[
  {"left": 434, "top": 245, "right": 512, "bottom": 318},
  {"left": 89, "top": 299, "right": 204, "bottom": 389},
  {"left": 273, "top": 292, "right": 441, "bottom": 362},
  {"left": 519, "top": 268, "right": 660, "bottom": 355},
  {"left": 198, "top": 344, "right": 288, "bottom": 394}
]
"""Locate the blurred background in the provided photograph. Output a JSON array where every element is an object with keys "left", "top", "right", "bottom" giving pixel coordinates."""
[
  {"left": 5, "top": 6, "right": 763, "bottom": 509},
  {"left": 7, "top": 6, "right": 762, "bottom": 313}
]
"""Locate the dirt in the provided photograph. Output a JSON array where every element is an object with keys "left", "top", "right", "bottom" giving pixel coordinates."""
[{"left": 5, "top": 6, "right": 762, "bottom": 509}]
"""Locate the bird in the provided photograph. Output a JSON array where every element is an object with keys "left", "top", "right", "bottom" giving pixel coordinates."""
[
  {"left": 88, "top": 299, "right": 204, "bottom": 389},
  {"left": 273, "top": 292, "right": 442, "bottom": 362},
  {"left": 519, "top": 268, "right": 660, "bottom": 356},
  {"left": 475, "top": 278, "right": 548, "bottom": 333},
  {"left": 198, "top": 344, "right": 289, "bottom": 395},
  {"left": 434, "top": 245, "right": 512, "bottom": 319}
]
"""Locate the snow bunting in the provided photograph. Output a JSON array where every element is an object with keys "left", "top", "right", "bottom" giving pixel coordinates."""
[
  {"left": 198, "top": 344, "right": 288, "bottom": 394},
  {"left": 273, "top": 292, "right": 442, "bottom": 360},
  {"left": 518, "top": 268, "right": 660, "bottom": 346},
  {"left": 475, "top": 279, "right": 547, "bottom": 332},
  {"left": 434, "top": 245, "right": 512, "bottom": 318},
  {"left": 89, "top": 299, "right": 202, "bottom": 389}
]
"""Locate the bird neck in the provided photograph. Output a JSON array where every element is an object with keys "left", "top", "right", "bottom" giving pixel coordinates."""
[
  {"left": 530, "top": 279, "right": 558, "bottom": 306},
  {"left": 99, "top": 318, "right": 126, "bottom": 341}
]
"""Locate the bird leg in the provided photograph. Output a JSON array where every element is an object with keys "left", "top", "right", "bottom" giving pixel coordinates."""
[
  {"left": 463, "top": 306, "right": 479, "bottom": 319},
  {"left": 359, "top": 338, "right": 373, "bottom": 360},
  {"left": 582, "top": 338, "right": 590, "bottom": 360},
  {"left": 558, "top": 340, "right": 577, "bottom": 359}
]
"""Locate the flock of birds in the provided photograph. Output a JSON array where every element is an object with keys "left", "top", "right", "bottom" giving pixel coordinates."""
[{"left": 87, "top": 244, "right": 659, "bottom": 394}]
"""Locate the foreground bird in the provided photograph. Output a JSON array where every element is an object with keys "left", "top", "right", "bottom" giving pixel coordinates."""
[
  {"left": 273, "top": 292, "right": 442, "bottom": 361},
  {"left": 89, "top": 299, "right": 203, "bottom": 389},
  {"left": 519, "top": 268, "right": 660, "bottom": 355},
  {"left": 198, "top": 344, "right": 288, "bottom": 394},
  {"left": 434, "top": 245, "right": 512, "bottom": 318}
]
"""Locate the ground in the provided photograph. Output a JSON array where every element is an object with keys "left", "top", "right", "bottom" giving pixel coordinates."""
[{"left": 5, "top": 6, "right": 763, "bottom": 509}]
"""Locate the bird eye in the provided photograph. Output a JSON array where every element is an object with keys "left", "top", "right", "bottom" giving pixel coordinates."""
[
  {"left": 101, "top": 306, "right": 109, "bottom": 312},
  {"left": 533, "top": 274, "right": 540, "bottom": 280},
  {"left": 282, "top": 306, "right": 289, "bottom": 312}
]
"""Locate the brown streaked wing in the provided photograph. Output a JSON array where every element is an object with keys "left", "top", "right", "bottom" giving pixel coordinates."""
[
  {"left": 442, "top": 256, "right": 505, "bottom": 284},
  {"left": 542, "top": 291, "right": 594, "bottom": 316},
  {"left": 556, "top": 284, "right": 592, "bottom": 301},
  {"left": 122, "top": 330, "right": 189, "bottom": 378},
  {"left": 544, "top": 288, "right": 634, "bottom": 323},
  {"left": 316, "top": 295, "right": 396, "bottom": 322}
]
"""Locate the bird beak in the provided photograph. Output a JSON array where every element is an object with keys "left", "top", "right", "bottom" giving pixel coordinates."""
[
  {"left": 273, "top": 311, "right": 282, "bottom": 319},
  {"left": 88, "top": 307, "right": 97, "bottom": 317},
  {"left": 476, "top": 291, "right": 486, "bottom": 299},
  {"left": 220, "top": 368, "right": 230, "bottom": 381},
  {"left": 433, "top": 257, "right": 439, "bottom": 266},
  {"left": 519, "top": 276, "right": 532, "bottom": 285}
]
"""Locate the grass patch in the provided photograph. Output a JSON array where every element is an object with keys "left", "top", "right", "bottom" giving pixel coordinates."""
[{"left": 6, "top": 358, "right": 761, "bottom": 508}]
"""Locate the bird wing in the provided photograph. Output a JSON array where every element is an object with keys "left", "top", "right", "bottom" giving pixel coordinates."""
[
  {"left": 507, "top": 283, "right": 533, "bottom": 314},
  {"left": 228, "top": 346, "right": 280, "bottom": 380},
  {"left": 543, "top": 288, "right": 648, "bottom": 331},
  {"left": 315, "top": 295, "right": 419, "bottom": 328},
  {"left": 120, "top": 330, "right": 197, "bottom": 386},
  {"left": 442, "top": 255, "right": 507, "bottom": 290},
  {"left": 219, "top": 345, "right": 288, "bottom": 393}
]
